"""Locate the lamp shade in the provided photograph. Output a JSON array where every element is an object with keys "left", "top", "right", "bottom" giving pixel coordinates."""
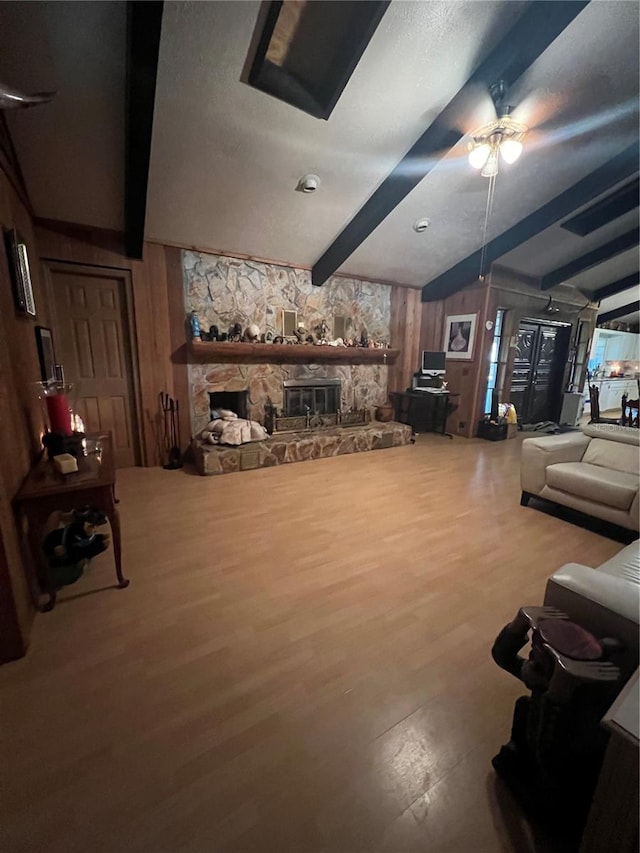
[
  {"left": 499, "top": 138, "right": 523, "bottom": 165},
  {"left": 468, "top": 143, "right": 491, "bottom": 169}
]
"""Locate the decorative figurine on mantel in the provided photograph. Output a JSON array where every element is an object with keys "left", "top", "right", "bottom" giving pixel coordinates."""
[
  {"left": 189, "top": 310, "right": 201, "bottom": 340},
  {"left": 315, "top": 319, "right": 330, "bottom": 344}
]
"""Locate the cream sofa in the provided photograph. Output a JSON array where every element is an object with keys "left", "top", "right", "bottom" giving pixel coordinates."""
[{"left": 521, "top": 424, "right": 640, "bottom": 532}]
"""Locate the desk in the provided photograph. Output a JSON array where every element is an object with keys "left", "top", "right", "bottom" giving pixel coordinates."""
[
  {"left": 14, "top": 433, "right": 129, "bottom": 611},
  {"left": 390, "top": 390, "right": 459, "bottom": 439}
]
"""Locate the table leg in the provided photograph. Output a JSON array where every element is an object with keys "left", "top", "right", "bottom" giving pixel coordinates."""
[
  {"left": 108, "top": 505, "right": 129, "bottom": 589},
  {"left": 441, "top": 396, "right": 453, "bottom": 439},
  {"left": 23, "top": 511, "right": 59, "bottom": 612}
]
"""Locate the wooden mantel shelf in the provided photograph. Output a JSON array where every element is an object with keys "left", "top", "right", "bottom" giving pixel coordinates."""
[{"left": 188, "top": 340, "right": 399, "bottom": 365}]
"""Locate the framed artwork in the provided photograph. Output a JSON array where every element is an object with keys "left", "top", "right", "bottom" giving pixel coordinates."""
[
  {"left": 3, "top": 228, "right": 36, "bottom": 316},
  {"left": 443, "top": 313, "right": 477, "bottom": 360},
  {"left": 35, "top": 326, "right": 56, "bottom": 382}
]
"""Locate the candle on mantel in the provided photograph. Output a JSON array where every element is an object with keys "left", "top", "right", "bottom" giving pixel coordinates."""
[{"left": 45, "top": 393, "right": 72, "bottom": 435}]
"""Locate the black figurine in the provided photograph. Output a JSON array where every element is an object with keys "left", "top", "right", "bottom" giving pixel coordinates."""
[
  {"left": 208, "top": 325, "right": 219, "bottom": 341},
  {"left": 42, "top": 506, "right": 111, "bottom": 587}
]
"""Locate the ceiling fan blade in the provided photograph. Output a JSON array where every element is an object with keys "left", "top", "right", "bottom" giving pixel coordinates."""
[{"left": 509, "top": 89, "right": 568, "bottom": 129}]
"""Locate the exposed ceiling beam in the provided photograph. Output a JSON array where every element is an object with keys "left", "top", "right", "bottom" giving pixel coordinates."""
[
  {"left": 125, "top": 0, "right": 164, "bottom": 259},
  {"left": 421, "top": 142, "right": 639, "bottom": 302},
  {"left": 540, "top": 227, "right": 639, "bottom": 290},
  {"left": 597, "top": 300, "right": 640, "bottom": 324},
  {"left": 311, "top": 0, "right": 589, "bottom": 286},
  {"left": 561, "top": 176, "right": 639, "bottom": 236},
  {"left": 592, "top": 271, "right": 639, "bottom": 302}
]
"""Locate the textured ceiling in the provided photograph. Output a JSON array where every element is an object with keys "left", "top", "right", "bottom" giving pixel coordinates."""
[
  {"left": 342, "top": 1, "right": 639, "bottom": 286},
  {"left": 0, "top": 1, "right": 125, "bottom": 230},
  {"left": 0, "top": 0, "right": 637, "bottom": 305},
  {"left": 146, "top": 0, "right": 527, "bottom": 266}
]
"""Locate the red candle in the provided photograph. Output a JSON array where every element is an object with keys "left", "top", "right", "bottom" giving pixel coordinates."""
[{"left": 46, "top": 394, "right": 72, "bottom": 435}]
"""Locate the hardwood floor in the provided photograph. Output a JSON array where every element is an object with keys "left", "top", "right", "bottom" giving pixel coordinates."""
[{"left": 0, "top": 435, "right": 624, "bottom": 853}]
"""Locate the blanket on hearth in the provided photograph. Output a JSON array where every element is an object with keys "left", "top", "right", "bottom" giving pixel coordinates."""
[{"left": 201, "top": 410, "right": 268, "bottom": 446}]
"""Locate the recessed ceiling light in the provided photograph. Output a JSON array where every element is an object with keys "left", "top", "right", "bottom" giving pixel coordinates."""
[{"left": 413, "top": 218, "right": 431, "bottom": 233}]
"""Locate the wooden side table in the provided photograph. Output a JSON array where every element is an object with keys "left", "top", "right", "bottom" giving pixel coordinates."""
[{"left": 14, "top": 433, "right": 129, "bottom": 612}]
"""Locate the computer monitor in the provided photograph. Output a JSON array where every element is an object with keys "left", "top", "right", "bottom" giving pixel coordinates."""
[{"left": 421, "top": 351, "right": 446, "bottom": 375}]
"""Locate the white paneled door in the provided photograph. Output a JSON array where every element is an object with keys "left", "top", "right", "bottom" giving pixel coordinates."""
[{"left": 48, "top": 263, "right": 139, "bottom": 468}]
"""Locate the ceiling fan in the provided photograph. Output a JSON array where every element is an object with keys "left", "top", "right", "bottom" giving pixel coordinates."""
[
  {"left": 467, "top": 80, "right": 528, "bottom": 177},
  {"left": 0, "top": 82, "right": 56, "bottom": 110}
]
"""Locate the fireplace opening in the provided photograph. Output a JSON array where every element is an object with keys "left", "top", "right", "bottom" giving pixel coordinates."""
[
  {"left": 210, "top": 390, "right": 248, "bottom": 420},
  {"left": 283, "top": 378, "right": 341, "bottom": 416}
]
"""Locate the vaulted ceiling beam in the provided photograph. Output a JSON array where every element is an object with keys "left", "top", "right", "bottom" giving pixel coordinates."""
[
  {"left": 597, "top": 300, "right": 640, "bottom": 324},
  {"left": 540, "top": 227, "right": 639, "bottom": 290},
  {"left": 561, "top": 176, "right": 639, "bottom": 236},
  {"left": 311, "top": 0, "right": 589, "bottom": 286},
  {"left": 592, "top": 271, "right": 639, "bottom": 302},
  {"left": 421, "top": 142, "right": 639, "bottom": 302},
  {"left": 125, "top": 1, "right": 164, "bottom": 259}
]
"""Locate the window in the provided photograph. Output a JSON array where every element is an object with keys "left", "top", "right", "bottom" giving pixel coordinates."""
[{"left": 484, "top": 309, "right": 505, "bottom": 414}]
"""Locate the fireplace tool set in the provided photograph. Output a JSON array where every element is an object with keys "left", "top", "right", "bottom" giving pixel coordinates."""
[{"left": 160, "top": 392, "right": 182, "bottom": 469}]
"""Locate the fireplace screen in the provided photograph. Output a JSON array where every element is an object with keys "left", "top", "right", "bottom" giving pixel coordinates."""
[{"left": 283, "top": 379, "right": 341, "bottom": 416}]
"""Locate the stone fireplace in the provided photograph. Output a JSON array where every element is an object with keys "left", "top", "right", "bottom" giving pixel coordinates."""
[{"left": 183, "top": 250, "right": 393, "bottom": 437}]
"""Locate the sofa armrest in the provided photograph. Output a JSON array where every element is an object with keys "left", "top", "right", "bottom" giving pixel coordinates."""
[
  {"left": 546, "top": 564, "right": 640, "bottom": 624},
  {"left": 521, "top": 433, "right": 591, "bottom": 495},
  {"left": 545, "top": 564, "right": 640, "bottom": 678}
]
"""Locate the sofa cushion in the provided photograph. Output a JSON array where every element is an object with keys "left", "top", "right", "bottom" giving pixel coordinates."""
[
  {"left": 547, "top": 462, "right": 638, "bottom": 510},
  {"left": 583, "top": 437, "right": 640, "bottom": 476}
]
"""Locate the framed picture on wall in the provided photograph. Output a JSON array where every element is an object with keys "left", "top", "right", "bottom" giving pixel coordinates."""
[
  {"left": 3, "top": 228, "right": 36, "bottom": 316},
  {"left": 35, "top": 326, "right": 56, "bottom": 382},
  {"left": 443, "top": 313, "right": 477, "bottom": 360}
]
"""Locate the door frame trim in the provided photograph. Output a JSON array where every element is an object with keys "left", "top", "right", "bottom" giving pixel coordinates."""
[{"left": 43, "top": 260, "right": 144, "bottom": 466}]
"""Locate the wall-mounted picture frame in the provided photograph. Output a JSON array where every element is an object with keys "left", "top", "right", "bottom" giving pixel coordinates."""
[
  {"left": 35, "top": 326, "right": 56, "bottom": 382},
  {"left": 443, "top": 313, "right": 477, "bottom": 360},
  {"left": 3, "top": 228, "right": 36, "bottom": 316}
]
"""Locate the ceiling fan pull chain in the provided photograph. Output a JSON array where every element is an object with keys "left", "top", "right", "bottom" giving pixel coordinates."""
[{"left": 479, "top": 173, "right": 497, "bottom": 279}]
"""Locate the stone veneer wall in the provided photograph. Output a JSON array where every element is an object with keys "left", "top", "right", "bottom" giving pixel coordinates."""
[{"left": 183, "top": 251, "right": 392, "bottom": 436}]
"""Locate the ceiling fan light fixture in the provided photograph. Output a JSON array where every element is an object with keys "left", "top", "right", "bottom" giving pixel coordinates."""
[
  {"left": 499, "top": 138, "right": 523, "bottom": 165},
  {"left": 468, "top": 142, "right": 491, "bottom": 170},
  {"left": 467, "top": 113, "right": 527, "bottom": 177},
  {"left": 481, "top": 149, "right": 499, "bottom": 178}
]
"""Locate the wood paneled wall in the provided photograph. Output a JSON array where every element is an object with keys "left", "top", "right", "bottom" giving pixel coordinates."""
[
  {"left": 419, "top": 271, "right": 597, "bottom": 439},
  {"left": 388, "top": 287, "right": 422, "bottom": 394},
  {"left": 0, "top": 171, "right": 48, "bottom": 660},
  {"left": 420, "top": 281, "right": 492, "bottom": 438},
  {"left": 35, "top": 222, "right": 186, "bottom": 467}
]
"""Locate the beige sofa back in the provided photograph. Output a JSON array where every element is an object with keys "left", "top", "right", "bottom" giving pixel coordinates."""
[
  {"left": 583, "top": 439, "right": 640, "bottom": 475},
  {"left": 582, "top": 424, "right": 640, "bottom": 446}
]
